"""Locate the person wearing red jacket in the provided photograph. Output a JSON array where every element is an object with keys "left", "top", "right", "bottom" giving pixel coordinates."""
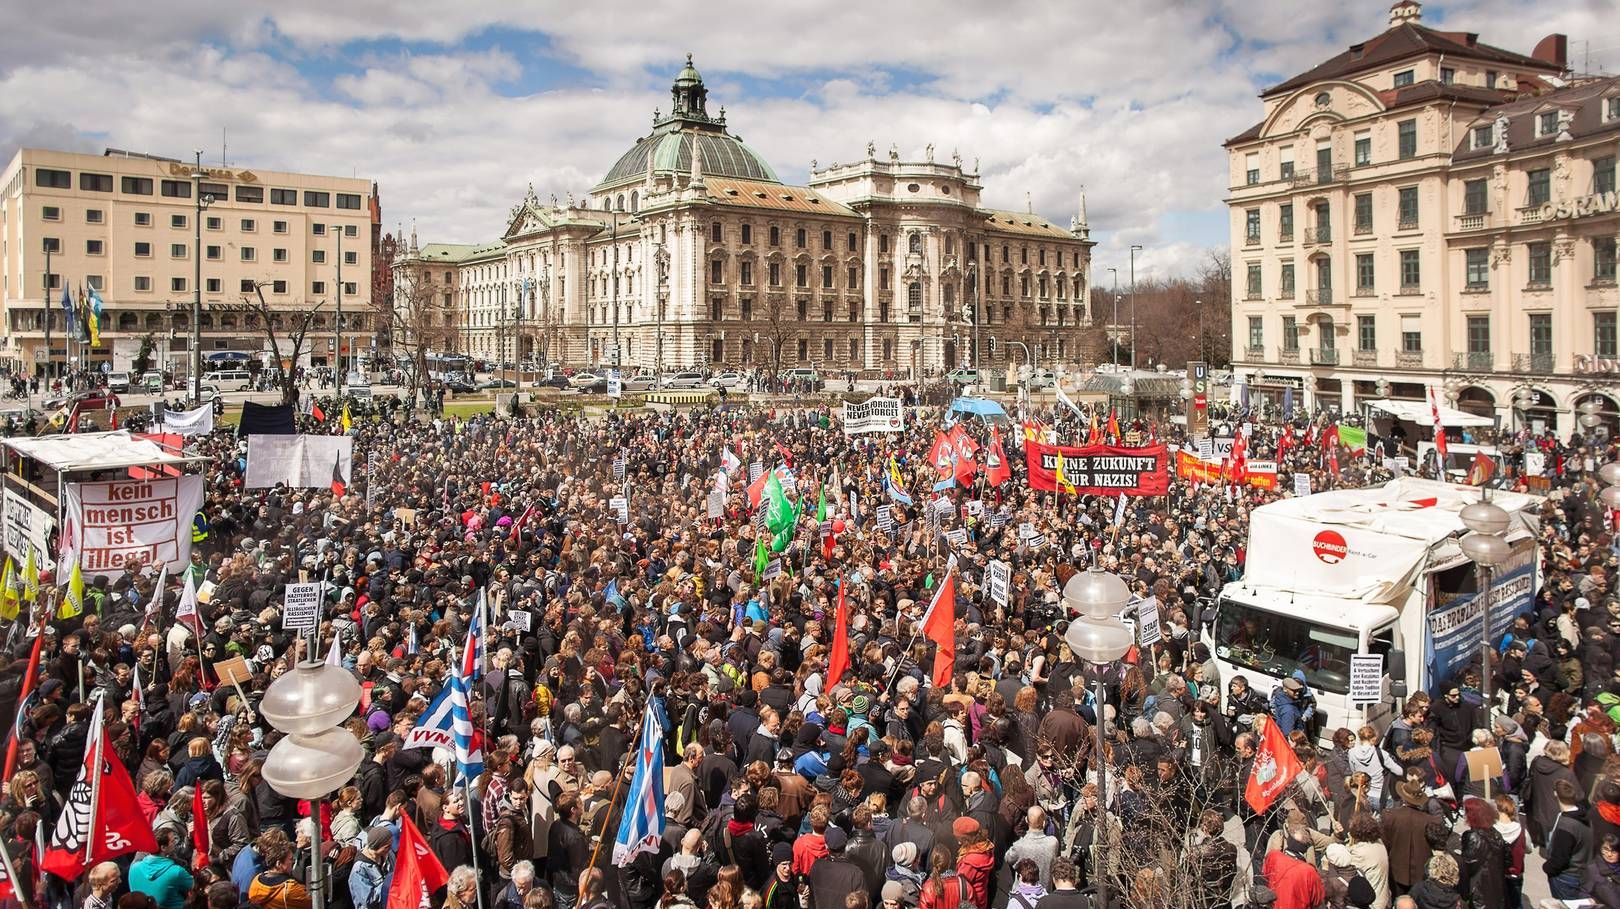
[
  {"left": 953, "top": 817, "right": 994, "bottom": 909},
  {"left": 1263, "top": 827, "right": 1326, "bottom": 909}
]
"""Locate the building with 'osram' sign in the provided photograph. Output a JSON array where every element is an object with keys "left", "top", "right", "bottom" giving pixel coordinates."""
[{"left": 1225, "top": 0, "right": 1620, "bottom": 437}]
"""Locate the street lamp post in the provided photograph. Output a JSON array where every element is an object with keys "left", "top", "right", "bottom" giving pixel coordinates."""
[
  {"left": 1062, "top": 568, "right": 1134, "bottom": 909},
  {"left": 189, "top": 151, "right": 215, "bottom": 405},
  {"left": 1107, "top": 268, "right": 1118, "bottom": 368},
  {"left": 260, "top": 642, "right": 363, "bottom": 909},
  {"left": 1128, "top": 245, "right": 1142, "bottom": 371},
  {"left": 1460, "top": 498, "right": 1511, "bottom": 719}
]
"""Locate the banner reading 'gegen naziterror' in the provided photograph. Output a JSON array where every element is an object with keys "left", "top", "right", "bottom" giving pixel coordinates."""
[{"left": 1024, "top": 442, "right": 1171, "bottom": 495}]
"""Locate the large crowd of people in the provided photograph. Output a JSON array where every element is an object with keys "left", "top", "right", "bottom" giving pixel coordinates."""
[{"left": 0, "top": 380, "right": 1615, "bottom": 909}]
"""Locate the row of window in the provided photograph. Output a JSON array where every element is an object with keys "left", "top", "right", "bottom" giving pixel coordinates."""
[
  {"left": 706, "top": 222, "right": 1079, "bottom": 270},
  {"left": 38, "top": 205, "right": 363, "bottom": 238},
  {"left": 1244, "top": 237, "right": 1617, "bottom": 301},
  {"left": 33, "top": 168, "right": 363, "bottom": 209},
  {"left": 1247, "top": 312, "right": 1618, "bottom": 360},
  {"left": 42, "top": 235, "right": 360, "bottom": 267},
  {"left": 1244, "top": 122, "right": 1418, "bottom": 186}
]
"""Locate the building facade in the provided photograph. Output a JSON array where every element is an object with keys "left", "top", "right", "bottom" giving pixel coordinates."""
[
  {"left": 396, "top": 56, "right": 1096, "bottom": 374},
  {"left": 1224, "top": 0, "right": 1619, "bottom": 435},
  {"left": 0, "top": 148, "right": 379, "bottom": 378}
]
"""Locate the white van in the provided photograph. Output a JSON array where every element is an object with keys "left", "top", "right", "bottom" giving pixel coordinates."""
[{"left": 211, "top": 370, "right": 253, "bottom": 391}]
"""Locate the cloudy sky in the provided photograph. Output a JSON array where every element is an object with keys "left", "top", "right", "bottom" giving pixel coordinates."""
[{"left": 1, "top": 0, "right": 1612, "bottom": 280}]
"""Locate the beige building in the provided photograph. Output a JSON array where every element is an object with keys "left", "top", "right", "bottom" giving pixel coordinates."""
[
  {"left": 396, "top": 56, "right": 1096, "bottom": 374},
  {"left": 0, "top": 148, "right": 379, "bottom": 378},
  {"left": 1224, "top": 0, "right": 1619, "bottom": 435}
]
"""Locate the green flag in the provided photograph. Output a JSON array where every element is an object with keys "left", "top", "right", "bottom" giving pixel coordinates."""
[
  {"left": 764, "top": 471, "right": 797, "bottom": 536},
  {"left": 771, "top": 524, "right": 794, "bottom": 553},
  {"left": 1337, "top": 425, "right": 1368, "bottom": 453},
  {"left": 816, "top": 484, "right": 827, "bottom": 523},
  {"left": 754, "top": 534, "right": 769, "bottom": 577}
]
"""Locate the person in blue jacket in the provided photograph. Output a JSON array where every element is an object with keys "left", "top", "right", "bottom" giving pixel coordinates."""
[
  {"left": 128, "top": 829, "right": 195, "bottom": 909},
  {"left": 1269, "top": 677, "right": 1307, "bottom": 736}
]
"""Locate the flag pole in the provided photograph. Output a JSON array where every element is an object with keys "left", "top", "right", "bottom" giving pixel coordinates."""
[
  {"left": 461, "top": 773, "right": 486, "bottom": 909},
  {"left": 0, "top": 830, "right": 30, "bottom": 909},
  {"left": 84, "top": 694, "right": 104, "bottom": 867}
]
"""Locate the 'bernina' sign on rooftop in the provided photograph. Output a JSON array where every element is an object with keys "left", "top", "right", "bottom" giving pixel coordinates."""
[{"left": 1538, "top": 191, "right": 1618, "bottom": 222}]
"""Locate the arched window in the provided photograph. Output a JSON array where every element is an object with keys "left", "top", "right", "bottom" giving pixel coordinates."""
[
  {"left": 908, "top": 232, "right": 922, "bottom": 254},
  {"left": 616, "top": 194, "right": 625, "bottom": 212},
  {"left": 630, "top": 191, "right": 639, "bottom": 213},
  {"left": 907, "top": 282, "right": 922, "bottom": 313}
]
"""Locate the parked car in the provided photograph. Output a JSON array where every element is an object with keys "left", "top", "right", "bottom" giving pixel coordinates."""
[
  {"left": 568, "top": 372, "right": 605, "bottom": 391},
  {"left": 478, "top": 377, "right": 517, "bottom": 390},
  {"left": 662, "top": 371, "right": 707, "bottom": 389},
  {"left": 106, "top": 372, "right": 132, "bottom": 394},
  {"left": 623, "top": 373, "right": 659, "bottom": 392},
  {"left": 344, "top": 371, "right": 373, "bottom": 399},
  {"left": 947, "top": 368, "right": 982, "bottom": 386},
  {"left": 1021, "top": 368, "right": 1056, "bottom": 389},
  {"left": 535, "top": 374, "right": 570, "bottom": 390},
  {"left": 140, "top": 371, "right": 166, "bottom": 392},
  {"left": 710, "top": 371, "right": 746, "bottom": 390},
  {"left": 444, "top": 376, "right": 477, "bottom": 393}
]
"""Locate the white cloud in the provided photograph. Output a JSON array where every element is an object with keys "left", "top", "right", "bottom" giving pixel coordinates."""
[{"left": 0, "top": 0, "right": 1610, "bottom": 280}]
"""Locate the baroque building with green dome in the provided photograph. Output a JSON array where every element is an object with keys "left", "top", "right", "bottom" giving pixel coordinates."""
[{"left": 395, "top": 55, "right": 1097, "bottom": 374}]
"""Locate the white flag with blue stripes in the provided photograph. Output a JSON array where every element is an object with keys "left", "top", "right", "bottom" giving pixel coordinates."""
[
  {"left": 612, "top": 704, "right": 666, "bottom": 866},
  {"left": 449, "top": 614, "right": 483, "bottom": 781}
]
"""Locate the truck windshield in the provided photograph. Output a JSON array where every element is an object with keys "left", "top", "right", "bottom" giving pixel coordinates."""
[{"left": 1214, "top": 598, "right": 1359, "bottom": 694}]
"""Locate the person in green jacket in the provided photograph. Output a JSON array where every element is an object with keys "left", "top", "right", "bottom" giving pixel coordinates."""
[{"left": 128, "top": 829, "right": 195, "bottom": 909}]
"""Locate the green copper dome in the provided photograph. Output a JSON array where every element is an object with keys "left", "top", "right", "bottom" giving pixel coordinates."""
[{"left": 593, "top": 55, "right": 781, "bottom": 191}]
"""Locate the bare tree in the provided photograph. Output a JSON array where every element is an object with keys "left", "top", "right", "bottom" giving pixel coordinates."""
[
  {"left": 379, "top": 263, "right": 458, "bottom": 401},
  {"left": 761, "top": 295, "right": 790, "bottom": 374},
  {"left": 1197, "top": 249, "right": 1233, "bottom": 367},
  {"left": 247, "top": 285, "right": 325, "bottom": 405}
]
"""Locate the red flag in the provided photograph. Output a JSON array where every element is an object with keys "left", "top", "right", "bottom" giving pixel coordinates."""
[
  {"left": 774, "top": 442, "right": 794, "bottom": 468},
  {"left": 985, "top": 429, "right": 1011, "bottom": 487},
  {"left": 389, "top": 814, "right": 450, "bottom": 909},
  {"left": 948, "top": 426, "right": 978, "bottom": 487},
  {"left": 1107, "top": 410, "right": 1121, "bottom": 443},
  {"left": 1244, "top": 716, "right": 1304, "bottom": 815},
  {"left": 1328, "top": 445, "right": 1341, "bottom": 479},
  {"left": 1320, "top": 422, "right": 1339, "bottom": 449},
  {"left": 330, "top": 454, "right": 347, "bottom": 497},
  {"left": 1468, "top": 451, "right": 1496, "bottom": 486},
  {"left": 40, "top": 698, "right": 158, "bottom": 880},
  {"left": 1088, "top": 411, "right": 1101, "bottom": 445},
  {"left": 1428, "top": 386, "right": 1449, "bottom": 467},
  {"left": 919, "top": 570, "right": 957, "bottom": 688},
  {"left": 825, "top": 577, "right": 851, "bottom": 689},
  {"left": 0, "top": 837, "right": 18, "bottom": 903},
  {"left": 927, "top": 430, "right": 954, "bottom": 478},
  {"left": 2, "top": 630, "right": 45, "bottom": 784},
  {"left": 511, "top": 505, "right": 537, "bottom": 542},
  {"left": 192, "top": 782, "right": 210, "bottom": 870},
  {"left": 311, "top": 402, "right": 326, "bottom": 422}
]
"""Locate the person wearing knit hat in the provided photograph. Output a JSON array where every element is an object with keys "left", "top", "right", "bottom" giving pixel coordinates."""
[
  {"left": 950, "top": 816, "right": 980, "bottom": 839},
  {"left": 880, "top": 881, "right": 905, "bottom": 906}
]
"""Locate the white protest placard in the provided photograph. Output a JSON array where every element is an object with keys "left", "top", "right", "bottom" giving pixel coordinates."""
[
  {"left": 986, "top": 560, "right": 1011, "bottom": 607},
  {"left": 931, "top": 497, "right": 954, "bottom": 516},
  {"left": 1025, "top": 533, "right": 1047, "bottom": 550},
  {"left": 706, "top": 489, "right": 724, "bottom": 519},
  {"left": 62, "top": 475, "right": 206, "bottom": 573},
  {"left": 244, "top": 435, "right": 353, "bottom": 490},
  {"left": 1197, "top": 438, "right": 1215, "bottom": 462},
  {"left": 749, "top": 462, "right": 764, "bottom": 483},
  {"left": 160, "top": 403, "right": 215, "bottom": 436},
  {"left": 763, "top": 559, "right": 783, "bottom": 581},
  {"left": 613, "top": 455, "right": 627, "bottom": 481},
  {"left": 841, "top": 397, "right": 905, "bottom": 435},
  {"left": 1349, "top": 653, "right": 1384, "bottom": 705},
  {"left": 609, "top": 496, "right": 629, "bottom": 524},
  {"left": 1018, "top": 521, "right": 1037, "bottom": 540},
  {"left": 1293, "top": 473, "right": 1312, "bottom": 497},
  {"left": 1525, "top": 451, "right": 1546, "bottom": 475},
  {"left": 1136, "top": 596, "right": 1162, "bottom": 645},
  {"left": 2, "top": 488, "right": 56, "bottom": 572},
  {"left": 1383, "top": 457, "right": 1404, "bottom": 475},
  {"left": 966, "top": 500, "right": 984, "bottom": 518},
  {"left": 876, "top": 505, "right": 895, "bottom": 533},
  {"left": 510, "top": 609, "right": 532, "bottom": 632},
  {"left": 1113, "top": 494, "right": 1128, "bottom": 526},
  {"left": 282, "top": 582, "right": 323, "bottom": 631},
  {"left": 943, "top": 528, "right": 968, "bottom": 548}
]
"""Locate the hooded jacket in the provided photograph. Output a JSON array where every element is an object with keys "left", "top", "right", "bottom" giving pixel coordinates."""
[{"left": 128, "top": 853, "right": 195, "bottom": 909}]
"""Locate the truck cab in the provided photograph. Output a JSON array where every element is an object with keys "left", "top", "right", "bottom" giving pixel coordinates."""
[{"left": 1203, "top": 477, "right": 1542, "bottom": 741}]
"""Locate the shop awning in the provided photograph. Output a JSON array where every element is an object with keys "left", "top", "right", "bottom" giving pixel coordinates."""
[
  {"left": 1366, "top": 398, "right": 1493, "bottom": 428},
  {"left": 1, "top": 431, "right": 204, "bottom": 471}
]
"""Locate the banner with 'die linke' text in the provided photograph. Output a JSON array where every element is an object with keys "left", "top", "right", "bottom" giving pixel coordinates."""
[
  {"left": 1023, "top": 442, "right": 1170, "bottom": 496},
  {"left": 64, "top": 476, "right": 205, "bottom": 573}
]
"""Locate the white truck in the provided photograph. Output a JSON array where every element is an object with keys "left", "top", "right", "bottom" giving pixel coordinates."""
[{"left": 1204, "top": 476, "right": 1542, "bottom": 737}]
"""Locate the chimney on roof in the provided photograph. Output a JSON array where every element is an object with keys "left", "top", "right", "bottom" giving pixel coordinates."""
[
  {"left": 1532, "top": 33, "right": 1568, "bottom": 71},
  {"left": 1388, "top": 0, "right": 1421, "bottom": 28}
]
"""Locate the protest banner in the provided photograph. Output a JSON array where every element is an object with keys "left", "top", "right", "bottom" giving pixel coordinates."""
[
  {"left": 841, "top": 397, "right": 905, "bottom": 434},
  {"left": 1024, "top": 443, "right": 1170, "bottom": 496},
  {"left": 62, "top": 475, "right": 205, "bottom": 573},
  {"left": 985, "top": 560, "right": 1010, "bottom": 607},
  {"left": 244, "top": 435, "right": 353, "bottom": 490},
  {"left": 1349, "top": 654, "right": 1384, "bottom": 705}
]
